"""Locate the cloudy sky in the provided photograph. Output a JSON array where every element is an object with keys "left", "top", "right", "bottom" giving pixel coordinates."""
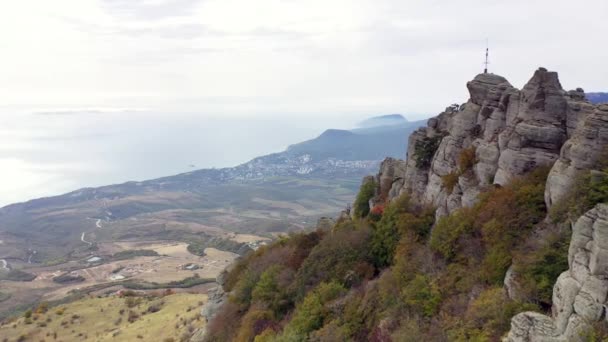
[{"left": 1, "top": 0, "right": 607, "bottom": 118}]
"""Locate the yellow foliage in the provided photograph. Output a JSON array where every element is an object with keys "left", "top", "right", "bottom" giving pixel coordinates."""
[{"left": 458, "top": 147, "right": 477, "bottom": 173}]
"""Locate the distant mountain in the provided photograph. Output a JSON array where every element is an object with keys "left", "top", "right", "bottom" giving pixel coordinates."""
[
  {"left": 357, "top": 114, "right": 408, "bottom": 128},
  {"left": 587, "top": 92, "right": 608, "bottom": 104},
  {"left": 284, "top": 117, "right": 424, "bottom": 162}
]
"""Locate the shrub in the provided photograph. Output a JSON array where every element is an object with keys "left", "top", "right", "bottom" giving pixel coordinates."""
[
  {"left": 458, "top": 146, "right": 477, "bottom": 173},
  {"left": 127, "top": 310, "right": 140, "bottom": 323},
  {"left": 458, "top": 287, "right": 538, "bottom": 340},
  {"left": 414, "top": 135, "right": 443, "bottom": 169},
  {"left": 282, "top": 282, "right": 345, "bottom": 339},
  {"left": 550, "top": 169, "right": 608, "bottom": 223},
  {"left": 35, "top": 302, "right": 49, "bottom": 314},
  {"left": 125, "top": 297, "right": 140, "bottom": 308},
  {"left": 442, "top": 172, "right": 460, "bottom": 194},
  {"left": 235, "top": 308, "right": 275, "bottom": 342},
  {"left": 147, "top": 302, "right": 163, "bottom": 313},
  {"left": 294, "top": 223, "right": 372, "bottom": 297},
  {"left": 353, "top": 178, "right": 376, "bottom": 218},
  {"left": 401, "top": 274, "right": 441, "bottom": 317},
  {"left": 429, "top": 208, "right": 476, "bottom": 260},
  {"left": 368, "top": 204, "right": 385, "bottom": 221},
  {"left": 370, "top": 195, "right": 434, "bottom": 269},
  {"left": 513, "top": 230, "right": 570, "bottom": 305}
]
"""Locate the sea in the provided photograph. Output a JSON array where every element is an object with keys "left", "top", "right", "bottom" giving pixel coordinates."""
[{"left": 0, "top": 110, "right": 364, "bottom": 206}]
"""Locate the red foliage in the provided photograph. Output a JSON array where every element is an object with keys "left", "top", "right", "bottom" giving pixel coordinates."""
[{"left": 370, "top": 205, "right": 385, "bottom": 216}]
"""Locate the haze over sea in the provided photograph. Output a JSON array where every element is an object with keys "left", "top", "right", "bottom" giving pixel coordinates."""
[{"left": 0, "top": 110, "right": 400, "bottom": 207}]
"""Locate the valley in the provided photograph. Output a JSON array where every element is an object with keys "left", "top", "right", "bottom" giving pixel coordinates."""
[{"left": 0, "top": 116, "right": 422, "bottom": 324}]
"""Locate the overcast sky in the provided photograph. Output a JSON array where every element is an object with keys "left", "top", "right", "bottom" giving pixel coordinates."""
[{"left": 0, "top": 0, "right": 607, "bottom": 118}]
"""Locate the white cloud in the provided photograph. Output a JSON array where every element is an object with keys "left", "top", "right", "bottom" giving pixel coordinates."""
[{"left": 0, "top": 0, "right": 606, "bottom": 117}]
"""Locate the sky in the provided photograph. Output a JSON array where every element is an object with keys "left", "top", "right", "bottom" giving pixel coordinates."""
[
  {"left": 0, "top": 0, "right": 607, "bottom": 205},
  {"left": 1, "top": 0, "right": 606, "bottom": 117}
]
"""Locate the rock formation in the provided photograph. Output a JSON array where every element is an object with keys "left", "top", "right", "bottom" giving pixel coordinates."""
[
  {"left": 369, "top": 67, "right": 608, "bottom": 340},
  {"left": 506, "top": 204, "right": 608, "bottom": 341},
  {"left": 373, "top": 68, "right": 605, "bottom": 220}
]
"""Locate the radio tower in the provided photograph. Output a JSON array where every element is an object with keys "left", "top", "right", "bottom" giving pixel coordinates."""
[{"left": 484, "top": 39, "right": 489, "bottom": 74}]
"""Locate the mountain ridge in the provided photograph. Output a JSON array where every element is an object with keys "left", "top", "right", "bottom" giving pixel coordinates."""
[{"left": 201, "top": 68, "right": 608, "bottom": 342}]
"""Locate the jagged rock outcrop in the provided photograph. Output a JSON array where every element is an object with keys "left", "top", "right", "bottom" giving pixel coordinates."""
[
  {"left": 375, "top": 68, "right": 598, "bottom": 218},
  {"left": 190, "top": 276, "right": 228, "bottom": 342},
  {"left": 372, "top": 158, "right": 407, "bottom": 204},
  {"left": 506, "top": 204, "right": 608, "bottom": 342},
  {"left": 545, "top": 103, "right": 608, "bottom": 208},
  {"left": 367, "top": 68, "right": 608, "bottom": 339}
]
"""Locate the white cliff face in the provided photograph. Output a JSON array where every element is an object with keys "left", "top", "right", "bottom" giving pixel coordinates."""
[{"left": 506, "top": 204, "right": 608, "bottom": 342}]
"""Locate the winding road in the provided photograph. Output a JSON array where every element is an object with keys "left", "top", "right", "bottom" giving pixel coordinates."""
[
  {"left": 96, "top": 219, "right": 102, "bottom": 228},
  {"left": 0, "top": 259, "right": 8, "bottom": 270},
  {"left": 81, "top": 232, "right": 92, "bottom": 246}
]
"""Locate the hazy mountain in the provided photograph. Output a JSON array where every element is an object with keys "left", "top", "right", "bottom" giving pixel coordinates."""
[{"left": 356, "top": 114, "right": 409, "bottom": 128}]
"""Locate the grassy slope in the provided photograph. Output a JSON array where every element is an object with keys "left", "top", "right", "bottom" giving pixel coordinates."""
[{"left": 0, "top": 293, "right": 205, "bottom": 342}]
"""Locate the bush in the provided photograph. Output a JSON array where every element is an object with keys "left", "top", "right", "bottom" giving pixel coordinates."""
[
  {"left": 353, "top": 178, "right": 376, "bottom": 218},
  {"left": 401, "top": 274, "right": 441, "bottom": 317},
  {"left": 513, "top": 230, "right": 570, "bottom": 305},
  {"left": 550, "top": 169, "right": 608, "bottom": 223},
  {"left": 442, "top": 172, "right": 459, "bottom": 195},
  {"left": 370, "top": 195, "right": 434, "bottom": 268},
  {"left": 127, "top": 310, "right": 140, "bottom": 323},
  {"left": 282, "top": 282, "right": 345, "bottom": 339},
  {"left": 429, "top": 208, "right": 476, "bottom": 260},
  {"left": 235, "top": 309, "right": 275, "bottom": 342},
  {"left": 294, "top": 224, "right": 372, "bottom": 296},
  {"left": 414, "top": 135, "right": 443, "bottom": 169},
  {"left": 458, "top": 146, "right": 477, "bottom": 173},
  {"left": 456, "top": 287, "right": 538, "bottom": 340}
]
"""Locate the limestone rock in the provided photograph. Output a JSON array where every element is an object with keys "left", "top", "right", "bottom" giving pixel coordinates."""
[
  {"left": 382, "top": 68, "right": 591, "bottom": 218},
  {"left": 505, "top": 204, "right": 608, "bottom": 342},
  {"left": 545, "top": 104, "right": 608, "bottom": 209},
  {"left": 373, "top": 157, "right": 407, "bottom": 202},
  {"left": 353, "top": 67, "right": 608, "bottom": 341}
]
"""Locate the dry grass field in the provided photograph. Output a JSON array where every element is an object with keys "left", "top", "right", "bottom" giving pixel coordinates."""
[
  {"left": 0, "top": 241, "right": 239, "bottom": 311},
  {"left": 0, "top": 292, "right": 206, "bottom": 341}
]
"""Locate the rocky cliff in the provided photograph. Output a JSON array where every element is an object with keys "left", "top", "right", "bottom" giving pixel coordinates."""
[
  {"left": 507, "top": 204, "right": 608, "bottom": 341},
  {"left": 374, "top": 68, "right": 607, "bottom": 218},
  {"left": 370, "top": 68, "right": 608, "bottom": 340}
]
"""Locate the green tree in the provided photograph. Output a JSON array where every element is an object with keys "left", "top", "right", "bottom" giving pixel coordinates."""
[{"left": 353, "top": 178, "right": 376, "bottom": 218}]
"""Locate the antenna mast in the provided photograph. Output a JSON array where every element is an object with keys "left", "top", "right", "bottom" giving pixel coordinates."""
[{"left": 484, "top": 39, "right": 489, "bottom": 74}]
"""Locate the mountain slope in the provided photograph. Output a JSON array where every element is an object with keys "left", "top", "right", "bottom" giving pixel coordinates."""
[{"left": 202, "top": 68, "right": 608, "bottom": 342}]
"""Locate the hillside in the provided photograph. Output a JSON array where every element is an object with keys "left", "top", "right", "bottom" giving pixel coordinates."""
[
  {"left": 202, "top": 68, "right": 608, "bottom": 342},
  {"left": 0, "top": 117, "right": 423, "bottom": 320},
  {"left": 0, "top": 292, "right": 206, "bottom": 341}
]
